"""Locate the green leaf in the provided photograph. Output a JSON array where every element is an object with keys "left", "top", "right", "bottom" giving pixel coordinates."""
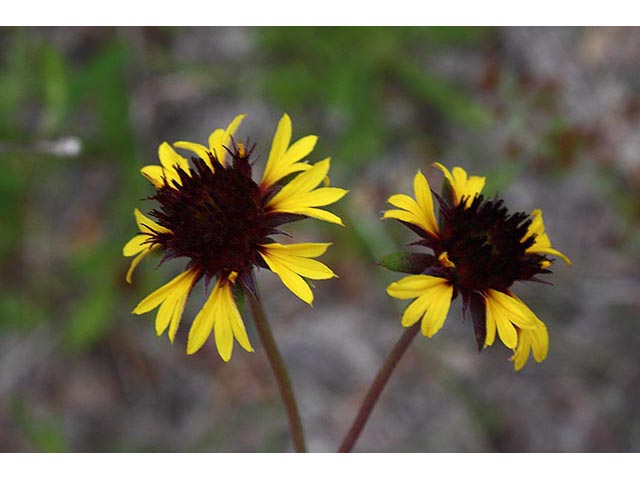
[{"left": 379, "top": 251, "right": 435, "bottom": 274}]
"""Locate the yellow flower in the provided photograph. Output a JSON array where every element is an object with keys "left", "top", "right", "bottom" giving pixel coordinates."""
[
  {"left": 260, "top": 113, "right": 317, "bottom": 191},
  {"left": 382, "top": 170, "right": 440, "bottom": 238},
  {"left": 523, "top": 209, "right": 572, "bottom": 266},
  {"left": 386, "top": 275, "right": 454, "bottom": 338},
  {"left": 433, "top": 162, "right": 485, "bottom": 208},
  {"left": 122, "top": 208, "right": 169, "bottom": 284},
  {"left": 383, "top": 164, "right": 569, "bottom": 371},
  {"left": 124, "top": 114, "right": 347, "bottom": 361},
  {"left": 509, "top": 295, "right": 549, "bottom": 371}
]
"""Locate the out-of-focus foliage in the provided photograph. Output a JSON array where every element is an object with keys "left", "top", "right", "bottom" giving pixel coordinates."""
[
  {"left": 0, "top": 31, "right": 140, "bottom": 352},
  {"left": 258, "top": 27, "right": 492, "bottom": 172}
]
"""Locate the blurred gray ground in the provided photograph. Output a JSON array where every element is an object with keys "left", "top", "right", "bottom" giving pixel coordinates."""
[{"left": 0, "top": 26, "right": 639, "bottom": 452}]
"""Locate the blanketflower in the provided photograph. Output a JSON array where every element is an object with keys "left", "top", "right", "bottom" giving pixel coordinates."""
[
  {"left": 124, "top": 114, "right": 347, "bottom": 361},
  {"left": 383, "top": 163, "right": 570, "bottom": 370}
]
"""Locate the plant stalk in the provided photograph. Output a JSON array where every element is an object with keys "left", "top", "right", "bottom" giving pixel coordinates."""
[
  {"left": 248, "top": 287, "right": 307, "bottom": 453},
  {"left": 338, "top": 323, "right": 420, "bottom": 452}
]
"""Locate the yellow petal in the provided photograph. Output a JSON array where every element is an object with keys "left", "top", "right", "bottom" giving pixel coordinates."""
[
  {"left": 280, "top": 135, "right": 317, "bottom": 168},
  {"left": 524, "top": 209, "right": 571, "bottom": 265},
  {"left": 484, "top": 290, "right": 538, "bottom": 349},
  {"left": 382, "top": 209, "right": 424, "bottom": 228},
  {"left": 264, "top": 157, "right": 346, "bottom": 225},
  {"left": 173, "top": 141, "right": 211, "bottom": 167},
  {"left": 485, "top": 289, "right": 538, "bottom": 329},
  {"left": 260, "top": 242, "right": 332, "bottom": 258},
  {"left": 433, "top": 162, "right": 456, "bottom": 189},
  {"left": 465, "top": 176, "right": 486, "bottom": 203},
  {"left": 125, "top": 248, "right": 152, "bottom": 284},
  {"left": 259, "top": 251, "right": 314, "bottom": 305},
  {"left": 140, "top": 165, "right": 165, "bottom": 188},
  {"left": 276, "top": 187, "right": 348, "bottom": 210},
  {"left": 527, "top": 245, "right": 572, "bottom": 266},
  {"left": 282, "top": 161, "right": 313, "bottom": 177},
  {"left": 123, "top": 234, "right": 151, "bottom": 257},
  {"left": 187, "top": 287, "right": 217, "bottom": 355},
  {"left": 168, "top": 289, "right": 190, "bottom": 344},
  {"left": 209, "top": 114, "right": 246, "bottom": 165},
  {"left": 509, "top": 295, "right": 550, "bottom": 364},
  {"left": 158, "top": 142, "right": 189, "bottom": 184},
  {"left": 133, "top": 268, "right": 198, "bottom": 315},
  {"left": 214, "top": 298, "right": 234, "bottom": 362},
  {"left": 387, "top": 275, "right": 449, "bottom": 300},
  {"left": 511, "top": 330, "right": 532, "bottom": 371},
  {"left": 386, "top": 194, "right": 427, "bottom": 231},
  {"left": 493, "top": 307, "right": 518, "bottom": 349},
  {"left": 154, "top": 268, "right": 198, "bottom": 339},
  {"left": 392, "top": 276, "right": 453, "bottom": 337},
  {"left": 134, "top": 208, "right": 168, "bottom": 235},
  {"left": 261, "top": 113, "right": 293, "bottom": 188},
  {"left": 387, "top": 194, "right": 421, "bottom": 215},
  {"left": 187, "top": 277, "right": 252, "bottom": 360},
  {"left": 125, "top": 210, "right": 168, "bottom": 284},
  {"left": 269, "top": 158, "right": 331, "bottom": 205},
  {"left": 484, "top": 300, "right": 497, "bottom": 347},
  {"left": 259, "top": 242, "right": 336, "bottom": 290},
  {"left": 524, "top": 209, "right": 545, "bottom": 240},
  {"left": 261, "top": 244, "right": 336, "bottom": 280},
  {"left": 530, "top": 323, "right": 549, "bottom": 363},
  {"left": 383, "top": 172, "right": 439, "bottom": 237},
  {"left": 229, "top": 307, "right": 254, "bottom": 354},
  {"left": 155, "top": 291, "right": 178, "bottom": 336},
  {"left": 269, "top": 113, "right": 293, "bottom": 165},
  {"left": 413, "top": 170, "right": 439, "bottom": 235},
  {"left": 451, "top": 167, "right": 469, "bottom": 189},
  {"left": 433, "top": 162, "right": 485, "bottom": 207},
  {"left": 291, "top": 207, "right": 345, "bottom": 226},
  {"left": 401, "top": 295, "right": 430, "bottom": 327},
  {"left": 511, "top": 321, "right": 549, "bottom": 372},
  {"left": 420, "top": 282, "right": 453, "bottom": 338}
]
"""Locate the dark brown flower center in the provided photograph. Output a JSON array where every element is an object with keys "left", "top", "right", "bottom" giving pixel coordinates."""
[
  {"left": 147, "top": 146, "right": 269, "bottom": 279},
  {"left": 436, "top": 195, "right": 547, "bottom": 291}
]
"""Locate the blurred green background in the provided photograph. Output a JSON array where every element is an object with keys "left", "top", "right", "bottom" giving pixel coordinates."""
[{"left": 0, "top": 26, "right": 639, "bottom": 452}]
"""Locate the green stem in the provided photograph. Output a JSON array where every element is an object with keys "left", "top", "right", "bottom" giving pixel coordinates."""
[
  {"left": 247, "top": 285, "right": 307, "bottom": 453},
  {"left": 338, "top": 323, "right": 420, "bottom": 452}
]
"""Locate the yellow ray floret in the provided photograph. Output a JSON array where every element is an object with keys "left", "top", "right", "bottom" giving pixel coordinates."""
[
  {"left": 386, "top": 275, "right": 454, "bottom": 338},
  {"left": 258, "top": 242, "right": 337, "bottom": 306},
  {"left": 141, "top": 142, "right": 191, "bottom": 189},
  {"left": 186, "top": 276, "right": 254, "bottom": 362},
  {"left": 260, "top": 113, "right": 318, "bottom": 190},
  {"left": 484, "top": 289, "right": 538, "bottom": 350},
  {"left": 123, "top": 209, "right": 171, "bottom": 283},
  {"left": 132, "top": 267, "right": 200, "bottom": 343},
  {"left": 266, "top": 158, "right": 347, "bottom": 226},
  {"left": 432, "top": 162, "right": 485, "bottom": 208},
  {"left": 508, "top": 293, "right": 549, "bottom": 371},
  {"left": 173, "top": 114, "right": 246, "bottom": 169},
  {"left": 383, "top": 170, "right": 439, "bottom": 238},
  {"left": 511, "top": 322, "right": 549, "bottom": 372},
  {"left": 523, "top": 209, "right": 571, "bottom": 265}
]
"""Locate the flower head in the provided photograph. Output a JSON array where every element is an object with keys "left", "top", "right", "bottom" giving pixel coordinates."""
[
  {"left": 382, "top": 163, "right": 570, "bottom": 371},
  {"left": 124, "top": 114, "right": 347, "bottom": 361}
]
